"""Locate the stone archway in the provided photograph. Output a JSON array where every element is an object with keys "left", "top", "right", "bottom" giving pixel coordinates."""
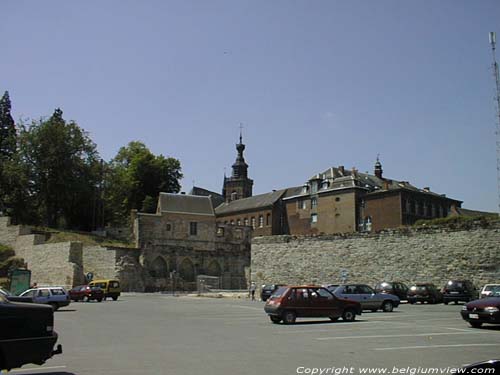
[
  {"left": 178, "top": 258, "right": 195, "bottom": 282},
  {"left": 206, "top": 260, "right": 222, "bottom": 277},
  {"left": 150, "top": 256, "right": 168, "bottom": 278}
]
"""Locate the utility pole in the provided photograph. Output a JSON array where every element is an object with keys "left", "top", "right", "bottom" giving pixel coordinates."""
[{"left": 489, "top": 32, "right": 500, "bottom": 216}]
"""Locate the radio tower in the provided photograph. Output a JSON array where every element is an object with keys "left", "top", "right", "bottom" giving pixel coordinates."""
[{"left": 489, "top": 32, "right": 500, "bottom": 216}]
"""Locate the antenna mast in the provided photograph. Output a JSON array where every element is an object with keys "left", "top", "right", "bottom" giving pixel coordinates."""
[{"left": 489, "top": 32, "right": 500, "bottom": 216}]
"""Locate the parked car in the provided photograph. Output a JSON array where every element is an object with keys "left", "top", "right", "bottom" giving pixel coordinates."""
[
  {"left": 0, "top": 293, "right": 62, "bottom": 370},
  {"left": 20, "top": 287, "right": 70, "bottom": 310},
  {"left": 0, "top": 287, "right": 34, "bottom": 303},
  {"left": 374, "top": 281, "right": 409, "bottom": 300},
  {"left": 331, "top": 284, "right": 400, "bottom": 312},
  {"left": 69, "top": 285, "right": 104, "bottom": 302},
  {"left": 89, "top": 279, "right": 121, "bottom": 301},
  {"left": 260, "top": 284, "right": 285, "bottom": 302},
  {"left": 264, "top": 285, "right": 362, "bottom": 324},
  {"left": 407, "top": 283, "right": 442, "bottom": 304},
  {"left": 480, "top": 284, "right": 500, "bottom": 299},
  {"left": 442, "top": 280, "right": 478, "bottom": 304},
  {"left": 461, "top": 297, "right": 500, "bottom": 328}
]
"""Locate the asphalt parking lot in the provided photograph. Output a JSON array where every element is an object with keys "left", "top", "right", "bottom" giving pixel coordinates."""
[{"left": 11, "top": 294, "right": 500, "bottom": 375}]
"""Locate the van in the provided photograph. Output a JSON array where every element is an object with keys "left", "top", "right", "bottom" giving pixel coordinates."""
[{"left": 88, "top": 279, "right": 121, "bottom": 301}]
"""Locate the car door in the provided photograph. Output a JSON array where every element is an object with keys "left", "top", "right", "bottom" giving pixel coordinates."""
[
  {"left": 357, "top": 285, "right": 380, "bottom": 310},
  {"left": 336, "top": 285, "right": 361, "bottom": 305},
  {"left": 36, "top": 289, "right": 51, "bottom": 304},
  {"left": 314, "top": 287, "right": 341, "bottom": 318},
  {"left": 292, "top": 288, "right": 311, "bottom": 317}
]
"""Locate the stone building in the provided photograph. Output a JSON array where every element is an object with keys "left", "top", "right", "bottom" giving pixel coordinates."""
[
  {"left": 214, "top": 137, "right": 463, "bottom": 235},
  {"left": 132, "top": 193, "right": 251, "bottom": 291}
]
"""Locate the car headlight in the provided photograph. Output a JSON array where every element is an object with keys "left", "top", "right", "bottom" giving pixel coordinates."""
[
  {"left": 484, "top": 307, "right": 499, "bottom": 313},
  {"left": 461, "top": 306, "right": 468, "bottom": 311}
]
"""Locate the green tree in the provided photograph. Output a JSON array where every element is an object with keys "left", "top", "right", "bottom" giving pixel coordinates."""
[
  {"left": 0, "top": 91, "right": 16, "bottom": 159},
  {"left": 105, "top": 141, "right": 182, "bottom": 224},
  {"left": 0, "top": 91, "right": 19, "bottom": 215},
  {"left": 18, "top": 108, "right": 101, "bottom": 229}
]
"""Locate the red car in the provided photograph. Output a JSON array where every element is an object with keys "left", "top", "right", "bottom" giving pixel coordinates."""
[
  {"left": 69, "top": 285, "right": 104, "bottom": 302},
  {"left": 461, "top": 297, "right": 500, "bottom": 328},
  {"left": 264, "top": 285, "right": 362, "bottom": 324}
]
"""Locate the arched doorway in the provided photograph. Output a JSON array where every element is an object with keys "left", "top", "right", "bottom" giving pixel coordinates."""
[
  {"left": 150, "top": 256, "right": 168, "bottom": 278},
  {"left": 206, "top": 260, "right": 222, "bottom": 277},
  {"left": 178, "top": 258, "right": 195, "bottom": 282}
]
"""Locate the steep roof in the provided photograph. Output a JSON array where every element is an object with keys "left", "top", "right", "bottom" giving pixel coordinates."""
[
  {"left": 215, "top": 189, "right": 288, "bottom": 215},
  {"left": 189, "top": 186, "right": 225, "bottom": 208},
  {"left": 158, "top": 193, "right": 215, "bottom": 216}
]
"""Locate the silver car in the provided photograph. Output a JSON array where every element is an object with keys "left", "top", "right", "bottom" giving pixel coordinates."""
[{"left": 331, "top": 284, "right": 400, "bottom": 312}]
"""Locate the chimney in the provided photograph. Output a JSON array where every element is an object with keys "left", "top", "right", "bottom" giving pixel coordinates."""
[
  {"left": 374, "top": 156, "right": 383, "bottom": 179},
  {"left": 351, "top": 167, "right": 358, "bottom": 177},
  {"left": 338, "top": 166, "right": 345, "bottom": 175},
  {"left": 423, "top": 187, "right": 430, "bottom": 192}
]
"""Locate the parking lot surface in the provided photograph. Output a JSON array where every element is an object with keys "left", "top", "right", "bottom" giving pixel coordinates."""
[{"left": 13, "top": 294, "right": 500, "bottom": 375}]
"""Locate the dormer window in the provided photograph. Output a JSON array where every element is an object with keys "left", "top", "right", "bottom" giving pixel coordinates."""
[
  {"left": 321, "top": 180, "right": 330, "bottom": 190},
  {"left": 302, "top": 184, "right": 309, "bottom": 194}
]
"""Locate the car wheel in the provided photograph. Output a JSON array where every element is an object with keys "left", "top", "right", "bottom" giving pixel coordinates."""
[
  {"left": 444, "top": 301, "right": 448, "bottom": 305},
  {"left": 329, "top": 316, "right": 339, "bottom": 322},
  {"left": 112, "top": 296, "right": 118, "bottom": 301},
  {"left": 283, "top": 311, "right": 296, "bottom": 324},
  {"left": 83, "top": 296, "right": 89, "bottom": 302},
  {"left": 454, "top": 301, "right": 458, "bottom": 305},
  {"left": 429, "top": 297, "right": 436, "bottom": 304},
  {"left": 97, "top": 298, "right": 103, "bottom": 302},
  {"left": 382, "top": 301, "right": 394, "bottom": 312},
  {"left": 342, "top": 309, "right": 356, "bottom": 322},
  {"left": 469, "top": 321, "right": 482, "bottom": 328},
  {"left": 270, "top": 316, "right": 281, "bottom": 324},
  {"left": 409, "top": 300, "right": 415, "bottom": 305}
]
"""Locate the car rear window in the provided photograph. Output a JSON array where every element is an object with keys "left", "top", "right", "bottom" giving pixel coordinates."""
[
  {"left": 270, "top": 287, "right": 288, "bottom": 299},
  {"left": 485, "top": 285, "right": 500, "bottom": 292},
  {"left": 51, "top": 289, "right": 66, "bottom": 295},
  {"left": 447, "top": 281, "right": 464, "bottom": 289}
]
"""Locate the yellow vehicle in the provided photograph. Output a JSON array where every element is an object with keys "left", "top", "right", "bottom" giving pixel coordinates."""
[{"left": 88, "top": 279, "right": 121, "bottom": 301}]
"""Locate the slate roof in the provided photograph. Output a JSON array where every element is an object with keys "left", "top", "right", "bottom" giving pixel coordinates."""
[
  {"left": 215, "top": 189, "right": 288, "bottom": 215},
  {"left": 158, "top": 193, "right": 215, "bottom": 216},
  {"left": 288, "top": 166, "right": 462, "bottom": 203},
  {"left": 189, "top": 186, "right": 225, "bottom": 208}
]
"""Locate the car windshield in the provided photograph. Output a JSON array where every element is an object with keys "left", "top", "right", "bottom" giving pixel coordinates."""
[
  {"left": 484, "top": 285, "right": 500, "bottom": 292},
  {"left": 0, "top": 288, "right": 11, "bottom": 296}
]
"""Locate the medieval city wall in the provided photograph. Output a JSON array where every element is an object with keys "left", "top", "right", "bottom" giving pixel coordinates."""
[{"left": 251, "top": 222, "right": 500, "bottom": 288}]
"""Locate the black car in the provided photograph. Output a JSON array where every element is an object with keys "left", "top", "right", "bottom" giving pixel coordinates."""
[
  {"left": 0, "top": 287, "right": 34, "bottom": 303},
  {"left": 0, "top": 294, "right": 62, "bottom": 370},
  {"left": 260, "top": 284, "right": 284, "bottom": 301},
  {"left": 374, "top": 281, "right": 409, "bottom": 300},
  {"left": 407, "top": 283, "right": 442, "bottom": 304},
  {"left": 442, "top": 280, "right": 478, "bottom": 304}
]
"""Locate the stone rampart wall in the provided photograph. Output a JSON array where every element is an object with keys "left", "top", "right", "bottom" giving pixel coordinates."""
[{"left": 251, "top": 222, "right": 500, "bottom": 288}]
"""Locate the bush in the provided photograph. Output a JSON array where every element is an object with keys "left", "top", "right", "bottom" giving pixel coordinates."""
[
  {"left": 0, "top": 256, "right": 25, "bottom": 277},
  {"left": 414, "top": 215, "right": 493, "bottom": 228},
  {"left": 0, "top": 244, "right": 15, "bottom": 262}
]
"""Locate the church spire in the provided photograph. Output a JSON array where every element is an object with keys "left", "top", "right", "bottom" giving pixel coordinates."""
[{"left": 374, "top": 154, "right": 383, "bottom": 179}]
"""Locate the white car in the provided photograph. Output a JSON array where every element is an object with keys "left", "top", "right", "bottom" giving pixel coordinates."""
[{"left": 480, "top": 284, "right": 500, "bottom": 298}]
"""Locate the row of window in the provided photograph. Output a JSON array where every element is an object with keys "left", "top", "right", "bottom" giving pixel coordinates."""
[
  {"left": 223, "top": 214, "right": 271, "bottom": 229},
  {"left": 403, "top": 200, "right": 450, "bottom": 218}
]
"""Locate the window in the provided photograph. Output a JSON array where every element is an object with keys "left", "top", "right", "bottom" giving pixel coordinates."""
[
  {"left": 322, "top": 180, "right": 330, "bottom": 190},
  {"left": 251, "top": 217, "right": 256, "bottom": 228},
  {"left": 216, "top": 227, "right": 224, "bottom": 237},
  {"left": 234, "top": 229, "right": 243, "bottom": 239},
  {"left": 166, "top": 223, "right": 172, "bottom": 231},
  {"left": 311, "top": 198, "right": 317, "bottom": 208},
  {"left": 230, "top": 220, "right": 234, "bottom": 225},
  {"left": 335, "top": 197, "right": 340, "bottom": 202},
  {"left": 244, "top": 218, "right": 249, "bottom": 226},
  {"left": 299, "top": 200, "right": 307, "bottom": 210},
  {"left": 266, "top": 214, "right": 271, "bottom": 226},
  {"left": 237, "top": 219, "right": 241, "bottom": 226},
  {"left": 189, "top": 222, "right": 198, "bottom": 235},
  {"left": 302, "top": 185, "right": 309, "bottom": 194},
  {"left": 311, "top": 214, "right": 318, "bottom": 223},
  {"left": 311, "top": 182, "right": 318, "bottom": 194},
  {"left": 258, "top": 215, "right": 264, "bottom": 227}
]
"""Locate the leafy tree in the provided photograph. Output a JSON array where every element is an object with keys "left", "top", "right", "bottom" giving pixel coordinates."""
[
  {"left": 105, "top": 141, "right": 182, "bottom": 224},
  {"left": 18, "top": 109, "right": 101, "bottom": 229}
]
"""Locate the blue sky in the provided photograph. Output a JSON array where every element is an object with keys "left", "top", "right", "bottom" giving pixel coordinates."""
[{"left": 2, "top": 1, "right": 499, "bottom": 212}]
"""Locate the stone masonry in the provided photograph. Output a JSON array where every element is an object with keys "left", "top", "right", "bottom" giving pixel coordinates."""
[{"left": 251, "top": 221, "right": 500, "bottom": 288}]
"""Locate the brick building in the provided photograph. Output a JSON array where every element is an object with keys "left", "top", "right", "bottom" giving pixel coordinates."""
[{"left": 213, "top": 138, "right": 462, "bottom": 235}]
